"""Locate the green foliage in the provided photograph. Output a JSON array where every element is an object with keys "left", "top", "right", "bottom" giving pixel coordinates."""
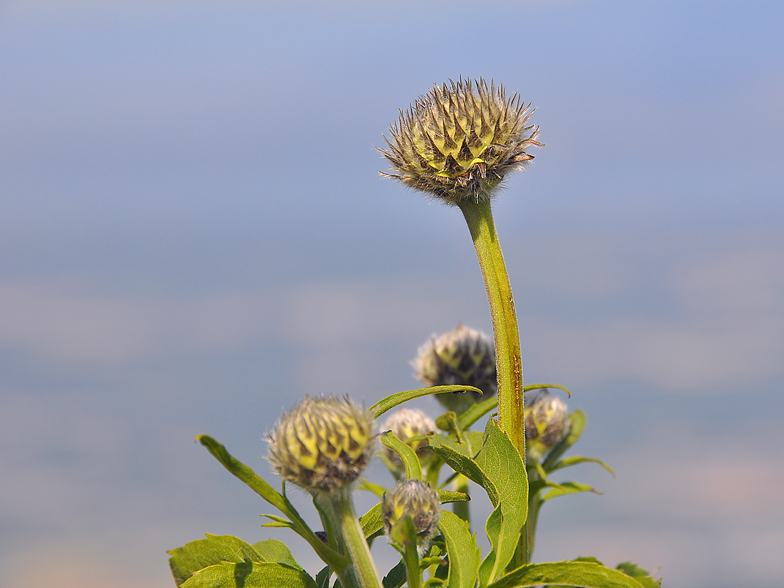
[
  {"left": 169, "top": 534, "right": 315, "bottom": 588},
  {"left": 438, "top": 511, "right": 480, "bottom": 588},
  {"left": 473, "top": 420, "right": 528, "bottom": 585},
  {"left": 370, "top": 385, "right": 483, "bottom": 418},
  {"left": 181, "top": 561, "right": 317, "bottom": 588},
  {"left": 487, "top": 561, "right": 649, "bottom": 588},
  {"left": 380, "top": 431, "right": 423, "bottom": 480},
  {"left": 172, "top": 94, "right": 659, "bottom": 588}
]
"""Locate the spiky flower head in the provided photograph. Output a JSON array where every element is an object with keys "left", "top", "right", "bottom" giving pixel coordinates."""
[
  {"left": 381, "top": 408, "right": 437, "bottom": 471},
  {"left": 382, "top": 479, "right": 441, "bottom": 549},
  {"left": 413, "top": 324, "right": 496, "bottom": 413},
  {"left": 380, "top": 77, "right": 541, "bottom": 204},
  {"left": 524, "top": 389, "right": 569, "bottom": 462},
  {"left": 267, "top": 396, "right": 375, "bottom": 493}
]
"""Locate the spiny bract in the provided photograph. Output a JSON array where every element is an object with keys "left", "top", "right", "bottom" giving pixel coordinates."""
[
  {"left": 380, "top": 78, "right": 541, "bottom": 204},
  {"left": 412, "top": 324, "right": 496, "bottom": 413},
  {"left": 267, "top": 396, "right": 375, "bottom": 492}
]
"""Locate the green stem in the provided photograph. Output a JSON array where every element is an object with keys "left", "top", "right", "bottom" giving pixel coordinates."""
[
  {"left": 459, "top": 198, "right": 528, "bottom": 568},
  {"left": 403, "top": 542, "right": 423, "bottom": 588},
  {"left": 318, "top": 488, "right": 383, "bottom": 588},
  {"left": 458, "top": 199, "right": 525, "bottom": 457}
]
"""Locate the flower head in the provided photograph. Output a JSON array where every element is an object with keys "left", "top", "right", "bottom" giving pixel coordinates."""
[
  {"left": 267, "top": 396, "right": 375, "bottom": 493},
  {"left": 524, "top": 389, "right": 569, "bottom": 462},
  {"left": 380, "top": 78, "right": 541, "bottom": 204},
  {"left": 413, "top": 324, "right": 496, "bottom": 413},
  {"left": 382, "top": 479, "right": 441, "bottom": 549},
  {"left": 381, "top": 408, "right": 437, "bottom": 471}
]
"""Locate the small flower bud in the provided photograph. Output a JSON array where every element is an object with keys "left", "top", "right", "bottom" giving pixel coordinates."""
[
  {"left": 267, "top": 396, "right": 375, "bottom": 493},
  {"left": 412, "top": 324, "right": 496, "bottom": 413},
  {"left": 379, "top": 77, "right": 541, "bottom": 205},
  {"left": 382, "top": 480, "right": 441, "bottom": 548},
  {"left": 381, "top": 408, "right": 437, "bottom": 471},
  {"left": 524, "top": 389, "right": 569, "bottom": 462}
]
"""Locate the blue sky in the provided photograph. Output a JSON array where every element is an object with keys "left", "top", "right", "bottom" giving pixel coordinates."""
[{"left": 1, "top": 2, "right": 783, "bottom": 587}]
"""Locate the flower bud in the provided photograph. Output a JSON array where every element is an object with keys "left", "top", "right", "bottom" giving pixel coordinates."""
[
  {"left": 382, "top": 480, "right": 441, "bottom": 548},
  {"left": 412, "top": 324, "right": 496, "bottom": 413},
  {"left": 524, "top": 389, "right": 569, "bottom": 462},
  {"left": 381, "top": 408, "right": 437, "bottom": 471},
  {"left": 267, "top": 396, "right": 375, "bottom": 493},
  {"left": 379, "top": 77, "right": 541, "bottom": 205}
]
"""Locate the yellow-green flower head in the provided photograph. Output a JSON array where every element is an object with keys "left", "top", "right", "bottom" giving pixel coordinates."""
[
  {"left": 413, "top": 324, "right": 496, "bottom": 413},
  {"left": 267, "top": 396, "right": 375, "bottom": 493},
  {"left": 380, "top": 77, "right": 541, "bottom": 204},
  {"left": 524, "top": 389, "right": 569, "bottom": 462},
  {"left": 382, "top": 479, "right": 441, "bottom": 547},
  {"left": 381, "top": 408, "right": 437, "bottom": 471}
]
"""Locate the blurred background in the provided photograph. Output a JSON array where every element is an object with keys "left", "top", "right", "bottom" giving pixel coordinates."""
[{"left": 1, "top": 1, "right": 783, "bottom": 586}]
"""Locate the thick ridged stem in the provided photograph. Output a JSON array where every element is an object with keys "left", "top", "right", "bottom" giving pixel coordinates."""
[
  {"left": 459, "top": 199, "right": 528, "bottom": 567},
  {"left": 458, "top": 200, "right": 525, "bottom": 454},
  {"left": 316, "top": 489, "right": 382, "bottom": 588}
]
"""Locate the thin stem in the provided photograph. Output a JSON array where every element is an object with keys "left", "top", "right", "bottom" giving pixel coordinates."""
[
  {"left": 459, "top": 198, "right": 528, "bottom": 568},
  {"left": 322, "top": 488, "right": 383, "bottom": 588}
]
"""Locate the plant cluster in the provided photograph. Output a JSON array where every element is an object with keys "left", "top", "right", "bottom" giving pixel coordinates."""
[{"left": 168, "top": 78, "right": 661, "bottom": 588}]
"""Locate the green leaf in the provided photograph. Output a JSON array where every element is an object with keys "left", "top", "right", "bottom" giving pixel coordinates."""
[
  {"left": 360, "top": 502, "right": 385, "bottom": 540},
  {"left": 357, "top": 478, "right": 388, "bottom": 498},
  {"left": 370, "top": 385, "right": 483, "bottom": 418},
  {"left": 436, "top": 489, "right": 470, "bottom": 504},
  {"left": 541, "top": 481, "right": 600, "bottom": 502},
  {"left": 381, "top": 431, "right": 423, "bottom": 480},
  {"left": 168, "top": 534, "right": 264, "bottom": 587},
  {"left": 429, "top": 434, "right": 488, "bottom": 491},
  {"left": 315, "top": 566, "right": 332, "bottom": 588},
  {"left": 541, "top": 410, "right": 586, "bottom": 470},
  {"left": 383, "top": 559, "right": 408, "bottom": 588},
  {"left": 547, "top": 455, "right": 615, "bottom": 477},
  {"left": 487, "top": 561, "right": 648, "bottom": 588},
  {"left": 196, "top": 435, "right": 349, "bottom": 574},
  {"left": 181, "top": 561, "right": 318, "bottom": 588},
  {"left": 438, "top": 510, "right": 480, "bottom": 588},
  {"left": 473, "top": 420, "right": 528, "bottom": 586},
  {"left": 252, "top": 539, "right": 303, "bottom": 570}
]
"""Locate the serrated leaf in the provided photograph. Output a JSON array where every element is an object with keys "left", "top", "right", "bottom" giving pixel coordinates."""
[
  {"left": 541, "top": 410, "right": 586, "bottom": 470},
  {"left": 487, "top": 561, "right": 647, "bottom": 588},
  {"left": 168, "top": 534, "right": 263, "bottom": 587},
  {"left": 181, "top": 561, "right": 317, "bottom": 588},
  {"left": 541, "top": 481, "right": 599, "bottom": 502},
  {"left": 474, "top": 420, "right": 528, "bottom": 586},
  {"left": 547, "top": 455, "right": 615, "bottom": 477},
  {"left": 381, "top": 431, "right": 422, "bottom": 480},
  {"left": 370, "top": 385, "right": 483, "bottom": 418},
  {"left": 252, "top": 539, "right": 303, "bottom": 570},
  {"left": 438, "top": 510, "right": 480, "bottom": 588}
]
